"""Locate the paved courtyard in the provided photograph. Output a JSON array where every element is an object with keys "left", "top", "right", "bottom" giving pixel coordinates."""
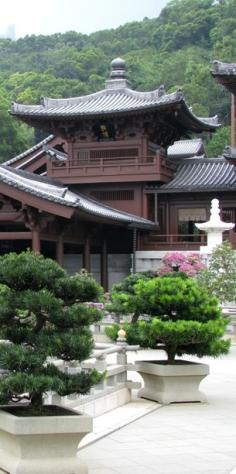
[{"left": 79, "top": 345, "right": 236, "bottom": 474}]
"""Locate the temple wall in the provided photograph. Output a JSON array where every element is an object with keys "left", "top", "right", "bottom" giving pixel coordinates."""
[{"left": 63, "top": 253, "right": 131, "bottom": 290}]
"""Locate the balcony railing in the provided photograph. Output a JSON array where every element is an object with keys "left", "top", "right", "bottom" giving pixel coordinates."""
[
  {"left": 48, "top": 153, "right": 173, "bottom": 184},
  {"left": 140, "top": 233, "right": 207, "bottom": 251},
  {"left": 140, "top": 232, "right": 236, "bottom": 251}
]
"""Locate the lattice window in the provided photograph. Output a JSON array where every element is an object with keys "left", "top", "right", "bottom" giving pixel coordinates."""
[
  {"left": 91, "top": 190, "right": 134, "bottom": 201},
  {"left": 90, "top": 148, "right": 139, "bottom": 159},
  {"left": 77, "top": 148, "right": 139, "bottom": 161},
  {"left": 77, "top": 150, "right": 90, "bottom": 161}
]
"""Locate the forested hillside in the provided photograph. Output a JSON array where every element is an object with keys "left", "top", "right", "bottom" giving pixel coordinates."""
[{"left": 0, "top": 0, "right": 235, "bottom": 160}]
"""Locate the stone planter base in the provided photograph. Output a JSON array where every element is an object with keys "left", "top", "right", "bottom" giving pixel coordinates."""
[
  {"left": 0, "top": 406, "right": 92, "bottom": 474},
  {"left": 135, "top": 360, "right": 209, "bottom": 404}
]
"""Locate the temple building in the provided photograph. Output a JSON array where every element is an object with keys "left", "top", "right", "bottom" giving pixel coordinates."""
[{"left": 0, "top": 57, "right": 236, "bottom": 285}]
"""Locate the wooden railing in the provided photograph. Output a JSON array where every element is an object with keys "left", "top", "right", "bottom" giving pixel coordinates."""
[
  {"left": 140, "top": 232, "right": 236, "bottom": 251},
  {"left": 140, "top": 233, "right": 207, "bottom": 251},
  {"left": 49, "top": 153, "right": 173, "bottom": 183}
]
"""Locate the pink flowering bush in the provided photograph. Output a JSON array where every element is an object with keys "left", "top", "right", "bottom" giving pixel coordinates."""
[{"left": 159, "top": 252, "right": 206, "bottom": 277}]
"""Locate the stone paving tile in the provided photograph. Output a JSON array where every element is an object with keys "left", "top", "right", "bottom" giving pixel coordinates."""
[
  {"left": 81, "top": 347, "right": 236, "bottom": 474},
  {"left": 89, "top": 469, "right": 120, "bottom": 474}
]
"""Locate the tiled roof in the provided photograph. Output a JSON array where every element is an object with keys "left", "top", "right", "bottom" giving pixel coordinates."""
[
  {"left": 154, "top": 158, "right": 236, "bottom": 193},
  {"left": 0, "top": 165, "right": 155, "bottom": 228},
  {"left": 10, "top": 58, "right": 219, "bottom": 133},
  {"left": 10, "top": 89, "right": 219, "bottom": 132},
  {"left": 4, "top": 135, "right": 54, "bottom": 166},
  {"left": 167, "top": 139, "right": 205, "bottom": 158},
  {"left": 10, "top": 89, "right": 186, "bottom": 116}
]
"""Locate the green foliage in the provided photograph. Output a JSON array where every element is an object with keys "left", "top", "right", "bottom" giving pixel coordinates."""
[
  {"left": 205, "top": 126, "right": 231, "bottom": 157},
  {"left": 0, "top": 251, "right": 104, "bottom": 409},
  {"left": 107, "top": 271, "right": 156, "bottom": 322},
  {"left": 106, "top": 273, "right": 230, "bottom": 363},
  {"left": 198, "top": 241, "right": 236, "bottom": 302},
  {"left": 0, "top": 87, "right": 33, "bottom": 161},
  {"left": 0, "top": 0, "right": 236, "bottom": 157}
]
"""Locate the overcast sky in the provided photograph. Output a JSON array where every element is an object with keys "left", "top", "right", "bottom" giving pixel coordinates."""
[{"left": 0, "top": 0, "right": 169, "bottom": 39}]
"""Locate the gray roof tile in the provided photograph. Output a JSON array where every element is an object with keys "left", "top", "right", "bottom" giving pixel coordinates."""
[
  {"left": 11, "top": 89, "right": 184, "bottom": 117},
  {"left": 10, "top": 89, "right": 219, "bottom": 131},
  {"left": 155, "top": 158, "right": 236, "bottom": 193}
]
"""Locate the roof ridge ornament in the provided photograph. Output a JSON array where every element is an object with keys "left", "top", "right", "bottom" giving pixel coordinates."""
[
  {"left": 157, "top": 84, "right": 165, "bottom": 97},
  {"left": 105, "top": 57, "right": 131, "bottom": 90},
  {"left": 110, "top": 57, "right": 127, "bottom": 79}
]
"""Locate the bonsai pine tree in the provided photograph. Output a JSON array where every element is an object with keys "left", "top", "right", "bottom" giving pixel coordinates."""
[
  {"left": 106, "top": 273, "right": 230, "bottom": 364},
  {"left": 107, "top": 271, "right": 156, "bottom": 323},
  {"left": 0, "top": 251, "right": 104, "bottom": 412}
]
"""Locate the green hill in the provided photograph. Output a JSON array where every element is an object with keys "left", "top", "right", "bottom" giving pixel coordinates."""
[{"left": 0, "top": 0, "right": 235, "bottom": 160}]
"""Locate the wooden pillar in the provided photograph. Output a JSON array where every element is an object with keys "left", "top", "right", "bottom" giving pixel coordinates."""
[
  {"left": 32, "top": 229, "right": 40, "bottom": 253},
  {"left": 132, "top": 228, "right": 137, "bottom": 274},
  {"left": 56, "top": 235, "right": 64, "bottom": 267},
  {"left": 166, "top": 197, "right": 170, "bottom": 235},
  {"left": 231, "top": 94, "right": 236, "bottom": 146},
  {"left": 101, "top": 239, "right": 108, "bottom": 291},
  {"left": 142, "top": 191, "right": 149, "bottom": 219},
  {"left": 154, "top": 193, "right": 158, "bottom": 224},
  {"left": 83, "top": 236, "right": 91, "bottom": 272}
]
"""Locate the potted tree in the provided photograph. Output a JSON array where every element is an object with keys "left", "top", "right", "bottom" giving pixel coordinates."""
[
  {"left": 106, "top": 272, "right": 230, "bottom": 404},
  {"left": 0, "top": 250, "right": 104, "bottom": 474}
]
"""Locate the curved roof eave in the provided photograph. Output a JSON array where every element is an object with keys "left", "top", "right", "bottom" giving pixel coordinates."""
[{"left": 10, "top": 88, "right": 219, "bottom": 133}]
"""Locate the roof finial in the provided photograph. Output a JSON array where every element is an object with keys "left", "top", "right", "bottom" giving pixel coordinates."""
[
  {"left": 110, "top": 57, "right": 127, "bottom": 79},
  {"left": 105, "top": 57, "right": 130, "bottom": 90}
]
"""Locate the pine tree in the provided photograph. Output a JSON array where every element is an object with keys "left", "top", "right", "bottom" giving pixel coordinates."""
[
  {"left": 0, "top": 251, "right": 103, "bottom": 412},
  {"left": 106, "top": 273, "right": 230, "bottom": 363}
]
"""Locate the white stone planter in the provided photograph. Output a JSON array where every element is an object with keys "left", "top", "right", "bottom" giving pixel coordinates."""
[
  {"left": 0, "top": 406, "right": 92, "bottom": 474},
  {"left": 135, "top": 360, "right": 209, "bottom": 404}
]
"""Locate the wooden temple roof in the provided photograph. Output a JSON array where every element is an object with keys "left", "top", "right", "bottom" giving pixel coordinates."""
[
  {"left": 0, "top": 165, "right": 155, "bottom": 229},
  {"left": 148, "top": 157, "right": 236, "bottom": 193},
  {"left": 211, "top": 60, "right": 236, "bottom": 95},
  {"left": 10, "top": 58, "right": 219, "bottom": 134}
]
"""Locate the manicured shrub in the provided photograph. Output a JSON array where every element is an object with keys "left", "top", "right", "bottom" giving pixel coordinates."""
[
  {"left": 0, "top": 251, "right": 104, "bottom": 411},
  {"left": 106, "top": 273, "right": 230, "bottom": 363}
]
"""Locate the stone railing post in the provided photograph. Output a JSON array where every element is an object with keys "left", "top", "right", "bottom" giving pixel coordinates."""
[{"left": 116, "top": 329, "right": 128, "bottom": 382}]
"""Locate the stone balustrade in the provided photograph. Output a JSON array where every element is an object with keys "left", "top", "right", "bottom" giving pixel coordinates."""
[{"left": 47, "top": 336, "right": 140, "bottom": 417}]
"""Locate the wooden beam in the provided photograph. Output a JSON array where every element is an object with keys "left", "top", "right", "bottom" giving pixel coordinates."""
[
  {"left": 0, "top": 232, "right": 32, "bottom": 239},
  {"left": 0, "top": 212, "right": 22, "bottom": 221}
]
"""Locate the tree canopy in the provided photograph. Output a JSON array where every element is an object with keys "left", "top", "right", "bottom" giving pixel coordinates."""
[{"left": 0, "top": 0, "right": 235, "bottom": 159}]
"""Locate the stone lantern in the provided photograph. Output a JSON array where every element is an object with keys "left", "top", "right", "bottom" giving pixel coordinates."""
[{"left": 195, "top": 198, "right": 234, "bottom": 254}]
